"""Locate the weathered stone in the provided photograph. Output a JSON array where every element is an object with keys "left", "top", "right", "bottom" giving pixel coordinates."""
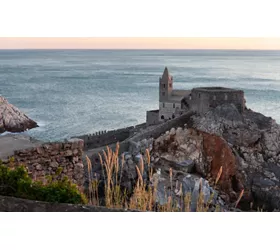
[
  {"left": 170, "top": 128, "right": 176, "bottom": 136},
  {"left": 0, "top": 96, "right": 38, "bottom": 133},
  {"left": 35, "top": 164, "right": 43, "bottom": 171},
  {"left": 72, "top": 156, "right": 79, "bottom": 163},
  {"left": 50, "top": 161, "right": 59, "bottom": 169}
]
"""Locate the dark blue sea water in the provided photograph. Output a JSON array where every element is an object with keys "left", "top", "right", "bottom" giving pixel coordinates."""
[{"left": 1, "top": 49, "right": 280, "bottom": 142}]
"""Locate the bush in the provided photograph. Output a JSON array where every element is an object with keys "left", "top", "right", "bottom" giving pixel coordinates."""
[{"left": 0, "top": 160, "right": 87, "bottom": 204}]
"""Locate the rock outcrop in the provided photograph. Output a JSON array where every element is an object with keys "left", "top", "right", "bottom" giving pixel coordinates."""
[
  {"left": 145, "top": 103, "right": 280, "bottom": 211},
  {"left": 189, "top": 104, "right": 280, "bottom": 211},
  {"left": 0, "top": 96, "right": 38, "bottom": 133}
]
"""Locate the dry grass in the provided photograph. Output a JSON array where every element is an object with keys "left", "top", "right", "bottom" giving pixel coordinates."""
[{"left": 86, "top": 144, "right": 243, "bottom": 212}]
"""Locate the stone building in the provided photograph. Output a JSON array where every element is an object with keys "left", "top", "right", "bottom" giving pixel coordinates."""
[{"left": 146, "top": 67, "right": 245, "bottom": 126}]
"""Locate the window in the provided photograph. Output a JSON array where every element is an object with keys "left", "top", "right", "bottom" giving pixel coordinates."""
[
  {"left": 173, "top": 103, "right": 175, "bottom": 108},
  {"left": 169, "top": 83, "right": 172, "bottom": 88},
  {"left": 162, "top": 92, "right": 165, "bottom": 96},
  {"left": 199, "top": 93, "right": 201, "bottom": 98},
  {"left": 161, "top": 115, "right": 165, "bottom": 120},
  {"left": 172, "top": 114, "right": 175, "bottom": 119},
  {"left": 225, "top": 94, "right": 228, "bottom": 100},
  {"left": 163, "top": 102, "right": 165, "bottom": 108},
  {"left": 213, "top": 95, "right": 216, "bottom": 100},
  {"left": 163, "top": 84, "right": 165, "bottom": 89}
]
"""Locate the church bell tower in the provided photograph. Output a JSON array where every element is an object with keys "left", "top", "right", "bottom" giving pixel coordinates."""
[{"left": 159, "top": 67, "right": 173, "bottom": 102}]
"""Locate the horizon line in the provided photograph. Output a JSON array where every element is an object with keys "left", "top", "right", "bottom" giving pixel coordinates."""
[{"left": 1, "top": 48, "right": 280, "bottom": 51}]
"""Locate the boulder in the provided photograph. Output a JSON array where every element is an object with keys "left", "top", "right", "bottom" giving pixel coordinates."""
[
  {"left": 0, "top": 96, "right": 38, "bottom": 133},
  {"left": 154, "top": 172, "right": 225, "bottom": 211}
]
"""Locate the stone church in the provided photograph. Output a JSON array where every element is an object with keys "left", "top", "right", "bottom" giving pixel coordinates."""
[{"left": 146, "top": 67, "right": 245, "bottom": 126}]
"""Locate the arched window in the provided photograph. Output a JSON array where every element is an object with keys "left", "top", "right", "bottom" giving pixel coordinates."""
[{"left": 161, "top": 115, "right": 165, "bottom": 120}]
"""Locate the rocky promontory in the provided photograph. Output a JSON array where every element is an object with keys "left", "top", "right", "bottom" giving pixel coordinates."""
[
  {"left": 0, "top": 96, "right": 38, "bottom": 133},
  {"left": 145, "top": 104, "right": 280, "bottom": 211},
  {"left": 110, "top": 104, "right": 280, "bottom": 211},
  {"left": 190, "top": 104, "right": 280, "bottom": 210}
]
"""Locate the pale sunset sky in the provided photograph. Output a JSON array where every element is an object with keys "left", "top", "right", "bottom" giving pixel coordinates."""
[
  {"left": 1, "top": 0, "right": 280, "bottom": 50},
  {"left": 0, "top": 38, "right": 280, "bottom": 50}
]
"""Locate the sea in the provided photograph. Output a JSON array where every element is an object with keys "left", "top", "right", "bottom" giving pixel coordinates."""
[{"left": 0, "top": 49, "right": 280, "bottom": 142}]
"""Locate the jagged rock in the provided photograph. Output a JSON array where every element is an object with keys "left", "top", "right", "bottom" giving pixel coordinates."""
[
  {"left": 189, "top": 104, "right": 280, "bottom": 210},
  {"left": 160, "top": 156, "right": 194, "bottom": 173},
  {"left": 0, "top": 96, "right": 38, "bottom": 133},
  {"left": 192, "top": 104, "right": 262, "bottom": 147},
  {"left": 154, "top": 171, "right": 225, "bottom": 211}
]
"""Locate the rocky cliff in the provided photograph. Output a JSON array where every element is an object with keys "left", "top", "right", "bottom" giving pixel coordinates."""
[
  {"left": 119, "top": 104, "right": 280, "bottom": 211},
  {"left": 0, "top": 96, "right": 38, "bottom": 133},
  {"left": 189, "top": 104, "right": 280, "bottom": 211}
]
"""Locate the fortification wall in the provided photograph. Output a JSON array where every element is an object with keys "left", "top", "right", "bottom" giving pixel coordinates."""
[
  {"left": 189, "top": 88, "right": 245, "bottom": 114},
  {"left": 12, "top": 139, "right": 85, "bottom": 190},
  {"left": 73, "top": 123, "right": 147, "bottom": 150},
  {"left": 129, "top": 111, "right": 195, "bottom": 143}
]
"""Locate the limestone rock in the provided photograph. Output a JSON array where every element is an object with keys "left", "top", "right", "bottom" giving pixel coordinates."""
[
  {"left": 0, "top": 96, "right": 38, "bottom": 133},
  {"left": 189, "top": 104, "right": 280, "bottom": 210}
]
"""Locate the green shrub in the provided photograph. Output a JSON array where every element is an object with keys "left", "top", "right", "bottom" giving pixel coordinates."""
[{"left": 0, "top": 160, "right": 87, "bottom": 204}]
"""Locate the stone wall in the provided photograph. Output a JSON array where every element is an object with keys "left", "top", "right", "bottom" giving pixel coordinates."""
[
  {"left": 129, "top": 111, "right": 195, "bottom": 143},
  {"left": 73, "top": 123, "right": 147, "bottom": 150},
  {"left": 13, "top": 139, "right": 85, "bottom": 189},
  {"left": 0, "top": 195, "right": 136, "bottom": 212},
  {"left": 146, "top": 109, "right": 159, "bottom": 126},
  {"left": 186, "top": 87, "right": 245, "bottom": 114}
]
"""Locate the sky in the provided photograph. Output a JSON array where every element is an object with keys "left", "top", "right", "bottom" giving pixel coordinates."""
[
  {"left": 0, "top": 0, "right": 280, "bottom": 49},
  {"left": 1, "top": 38, "right": 280, "bottom": 50}
]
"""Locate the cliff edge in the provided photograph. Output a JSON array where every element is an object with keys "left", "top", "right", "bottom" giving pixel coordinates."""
[{"left": 0, "top": 96, "right": 38, "bottom": 134}]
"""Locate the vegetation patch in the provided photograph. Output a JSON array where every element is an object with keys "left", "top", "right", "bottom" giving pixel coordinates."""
[{"left": 0, "top": 158, "right": 87, "bottom": 204}]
